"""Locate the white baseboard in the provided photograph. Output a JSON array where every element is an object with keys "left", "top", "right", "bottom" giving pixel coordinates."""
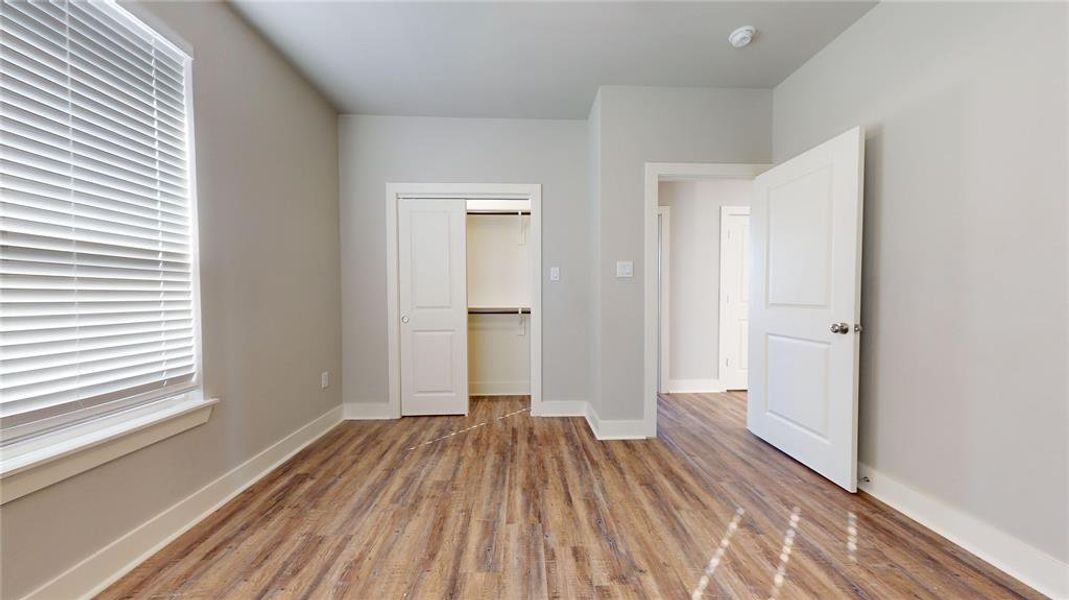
[
  {"left": 859, "top": 464, "right": 1068, "bottom": 600},
  {"left": 584, "top": 403, "right": 649, "bottom": 440},
  {"left": 532, "top": 399, "right": 587, "bottom": 417},
  {"left": 23, "top": 405, "right": 344, "bottom": 600},
  {"left": 668, "top": 378, "right": 724, "bottom": 393},
  {"left": 343, "top": 402, "right": 397, "bottom": 420},
  {"left": 469, "top": 381, "right": 530, "bottom": 396},
  {"left": 531, "top": 400, "right": 648, "bottom": 440}
]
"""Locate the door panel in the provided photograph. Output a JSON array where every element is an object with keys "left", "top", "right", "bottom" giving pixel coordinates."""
[
  {"left": 765, "top": 335, "right": 830, "bottom": 438},
  {"left": 399, "top": 198, "right": 468, "bottom": 415},
  {"left": 748, "top": 127, "right": 864, "bottom": 492},
  {"left": 410, "top": 211, "right": 455, "bottom": 308},
  {"left": 411, "top": 331, "right": 456, "bottom": 393},
  {"left": 766, "top": 167, "right": 833, "bottom": 307}
]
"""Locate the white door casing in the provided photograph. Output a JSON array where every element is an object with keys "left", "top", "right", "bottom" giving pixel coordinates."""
[
  {"left": 747, "top": 127, "right": 864, "bottom": 492},
  {"left": 398, "top": 198, "right": 469, "bottom": 415},
  {"left": 719, "top": 206, "right": 750, "bottom": 391},
  {"left": 657, "top": 206, "right": 671, "bottom": 394}
]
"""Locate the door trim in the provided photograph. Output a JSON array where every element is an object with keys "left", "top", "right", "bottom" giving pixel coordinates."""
[
  {"left": 386, "top": 183, "right": 542, "bottom": 419},
  {"left": 643, "top": 163, "right": 770, "bottom": 437},
  {"left": 718, "top": 205, "right": 750, "bottom": 391},
  {"left": 656, "top": 206, "right": 670, "bottom": 394}
]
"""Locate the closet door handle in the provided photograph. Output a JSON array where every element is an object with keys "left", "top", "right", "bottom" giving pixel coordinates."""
[{"left": 401, "top": 315, "right": 410, "bottom": 324}]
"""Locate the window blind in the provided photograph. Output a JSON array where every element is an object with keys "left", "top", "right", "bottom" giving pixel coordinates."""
[{"left": 1, "top": 0, "right": 197, "bottom": 439}]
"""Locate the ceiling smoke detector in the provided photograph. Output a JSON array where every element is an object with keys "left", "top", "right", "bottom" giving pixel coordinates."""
[{"left": 728, "top": 25, "right": 757, "bottom": 49}]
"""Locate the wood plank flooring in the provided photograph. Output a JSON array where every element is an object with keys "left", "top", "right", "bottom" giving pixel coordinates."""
[{"left": 99, "top": 393, "right": 1043, "bottom": 599}]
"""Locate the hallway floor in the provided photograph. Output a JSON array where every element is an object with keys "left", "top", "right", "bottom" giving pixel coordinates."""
[{"left": 99, "top": 393, "right": 1041, "bottom": 599}]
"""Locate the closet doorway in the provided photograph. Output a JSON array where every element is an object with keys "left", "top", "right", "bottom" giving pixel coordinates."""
[{"left": 385, "top": 183, "right": 542, "bottom": 418}]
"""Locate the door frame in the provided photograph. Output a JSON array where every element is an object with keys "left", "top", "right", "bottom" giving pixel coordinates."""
[
  {"left": 386, "top": 183, "right": 543, "bottom": 419},
  {"left": 656, "top": 206, "right": 671, "bottom": 393},
  {"left": 643, "top": 163, "right": 769, "bottom": 436},
  {"left": 718, "top": 205, "right": 750, "bottom": 391}
]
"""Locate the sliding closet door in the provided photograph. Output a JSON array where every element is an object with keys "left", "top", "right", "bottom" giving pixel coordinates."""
[{"left": 398, "top": 199, "right": 469, "bottom": 415}]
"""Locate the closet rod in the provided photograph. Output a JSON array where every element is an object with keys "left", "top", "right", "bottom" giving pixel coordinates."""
[
  {"left": 466, "top": 210, "right": 531, "bottom": 216},
  {"left": 468, "top": 307, "right": 531, "bottom": 315}
]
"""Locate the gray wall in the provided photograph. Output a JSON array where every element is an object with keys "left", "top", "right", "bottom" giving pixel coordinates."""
[
  {"left": 773, "top": 2, "right": 1068, "bottom": 563},
  {"left": 592, "top": 86, "right": 771, "bottom": 419},
  {"left": 0, "top": 3, "right": 342, "bottom": 598},
  {"left": 339, "top": 115, "right": 590, "bottom": 407}
]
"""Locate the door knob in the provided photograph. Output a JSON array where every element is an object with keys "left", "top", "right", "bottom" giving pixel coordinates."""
[
  {"left": 830, "top": 322, "right": 849, "bottom": 334},
  {"left": 401, "top": 315, "right": 410, "bottom": 324}
]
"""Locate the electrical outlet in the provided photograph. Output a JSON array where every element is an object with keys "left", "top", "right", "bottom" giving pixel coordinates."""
[
  {"left": 549, "top": 266, "right": 560, "bottom": 281},
  {"left": 320, "top": 371, "right": 330, "bottom": 389},
  {"left": 615, "top": 261, "right": 633, "bottom": 278}
]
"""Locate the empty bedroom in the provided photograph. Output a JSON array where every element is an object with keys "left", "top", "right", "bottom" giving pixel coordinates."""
[{"left": 0, "top": 1, "right": 1066, "bottom": 598}]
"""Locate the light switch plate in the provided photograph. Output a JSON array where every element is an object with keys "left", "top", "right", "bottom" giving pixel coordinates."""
[
  {"left": 321, "top": 371, "right": 330, "bottom": 389},
  {"left": 616, "top": 261, "right": 634, "bottom": 278},
  {"left": 549, "top": 266, "right": 560, "bottom": 281}
]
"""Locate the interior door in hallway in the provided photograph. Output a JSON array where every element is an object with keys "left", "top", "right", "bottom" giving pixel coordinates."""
[
  {"left": 719, "top": 206, "right": 749, "bottom": 391},
  {"left": 748, "top": 127, "right": 864, "bottom": 492},
  {"left": 399, "top": 198, "right": 469, "bottom": 415}
]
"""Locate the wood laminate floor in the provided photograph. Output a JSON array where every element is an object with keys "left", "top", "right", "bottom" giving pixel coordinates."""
[{"left": 99, "top": 393, "right": 1042, "bottom": 599}]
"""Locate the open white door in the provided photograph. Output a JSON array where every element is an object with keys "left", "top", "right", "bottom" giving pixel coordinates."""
[
  {"left": 748, "top": 127, "right": 864, "bottom": 492},
  {"left": 399, "top": 198, "right": 469, "bottom": 415}
]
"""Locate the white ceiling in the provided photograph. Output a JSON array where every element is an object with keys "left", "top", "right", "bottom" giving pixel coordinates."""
[{"left": 230, "top": 1, "right": 876, "bottom": 119}]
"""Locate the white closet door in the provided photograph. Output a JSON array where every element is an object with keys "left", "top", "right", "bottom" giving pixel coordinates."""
[
  {"left": 719, "top": 206, "right": 750, "bottom": 391},
  {"left": 399, "top": 199, "right": 469, "bottom": 415},
  {"left": 748, "top": 127, "right": 864, "bottom": 492}
]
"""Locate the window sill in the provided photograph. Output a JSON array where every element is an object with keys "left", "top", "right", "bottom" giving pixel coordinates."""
[{"left": 0, "top": 396, "right": 218, "bottom": 504}]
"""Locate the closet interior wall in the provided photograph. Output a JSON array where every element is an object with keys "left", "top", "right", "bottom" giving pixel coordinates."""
[{"left": 466, "top": 206, "right": 532, "bottom": 396}]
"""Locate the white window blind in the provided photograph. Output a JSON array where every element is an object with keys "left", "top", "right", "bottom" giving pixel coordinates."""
[{"left": 1, "top": 0, "right": 198, "bottom": 441}]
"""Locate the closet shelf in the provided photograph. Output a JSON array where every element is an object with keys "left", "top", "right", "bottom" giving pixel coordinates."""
[
  {"left": 467, "top": 210, "right": 531, "bottom": 216},
  {"left": 468, "top": 307, "right": 531, "bottom": 315}
]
